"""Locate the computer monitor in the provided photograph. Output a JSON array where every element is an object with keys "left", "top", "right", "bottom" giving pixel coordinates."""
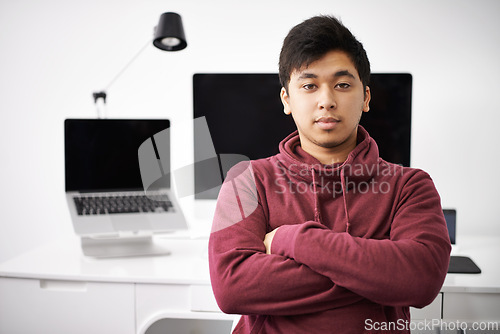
[{"left": 193, "top": 73, "right": 412, "bottom": 199}]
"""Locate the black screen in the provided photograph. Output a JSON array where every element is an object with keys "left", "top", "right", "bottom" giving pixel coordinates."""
[
  {"left": 194, "top": 74, "right": 296, "bottom": 160},
  {"left": 65, "top": 119, "right": 170, "bottom": 192},
  {"left": 193, "top": 73, "right": 412, "bottom": 199},
  {"left": 443, "top": 209, "right": 456, "bottom": 245},
  {"left": 360, "top": 73, "right": 412, "bottom": 167}
]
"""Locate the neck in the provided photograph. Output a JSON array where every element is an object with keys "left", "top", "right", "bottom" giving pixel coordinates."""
[
  {"left": 302, "top": 144, "right": 355, "bottom": 165},
  {"left": 300, "top": 131, "right": 358, "bottom": 165}
]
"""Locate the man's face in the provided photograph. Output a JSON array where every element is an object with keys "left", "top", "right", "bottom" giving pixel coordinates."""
[{"left": 281, "top": 50, "right": 370, "bottom": 161}]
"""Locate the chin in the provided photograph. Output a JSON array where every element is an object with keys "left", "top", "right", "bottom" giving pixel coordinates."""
[
  {"left": 311, "top": 132, "right": 344, "bottom": 148},
  {"left": 316, "top": 140, "right": 345, "bottom": 149}
]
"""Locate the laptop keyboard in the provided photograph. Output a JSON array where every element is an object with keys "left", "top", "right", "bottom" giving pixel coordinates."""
[{"left": 73, "top": 193, "right": 174, "bottom": 215}]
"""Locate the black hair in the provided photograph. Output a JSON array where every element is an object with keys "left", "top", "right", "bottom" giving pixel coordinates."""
[{"left": 279, "top": 15, "right": 370, "bottom": 92}]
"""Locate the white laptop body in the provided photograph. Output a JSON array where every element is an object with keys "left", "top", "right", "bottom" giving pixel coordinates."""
[{"left": 64, "top": 119, "right": 188, "bottom": 257}]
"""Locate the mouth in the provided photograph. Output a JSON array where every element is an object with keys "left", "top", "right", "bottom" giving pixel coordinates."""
[{"left": 314, "top": 116, "right": 340, "bottom": 130}]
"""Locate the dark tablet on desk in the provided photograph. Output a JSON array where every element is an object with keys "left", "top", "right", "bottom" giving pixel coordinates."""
[{"left": 448, "top": 255, "right": 481, "bottom": 274}]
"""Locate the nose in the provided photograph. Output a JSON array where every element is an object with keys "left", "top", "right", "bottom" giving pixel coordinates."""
[{"left": 318, "top": 86, "right": 336, "bottom": 110}]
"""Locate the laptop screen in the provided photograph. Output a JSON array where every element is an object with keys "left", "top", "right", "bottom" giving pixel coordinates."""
[
  {"left": 65, "top": 119, "right": 170, "bottom": 192},
  {"left": 443, "top": 209, "right": 456, "bottom": 245}
]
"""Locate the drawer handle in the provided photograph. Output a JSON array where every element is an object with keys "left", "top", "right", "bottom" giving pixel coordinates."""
[{"left": 40, "top": 280, "right": 88, "bottom": 292}]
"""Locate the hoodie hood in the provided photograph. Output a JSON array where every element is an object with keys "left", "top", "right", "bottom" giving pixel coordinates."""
[{"left": 275, "top": 125, "right": 380, "bottom": 230}]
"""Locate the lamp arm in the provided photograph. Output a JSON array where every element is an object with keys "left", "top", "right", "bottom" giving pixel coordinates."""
[
  {"left": 104, "top": 38, "right": 152, "bottom": 92},
  {"left": 93, "top": 38, "right": 152, "bottom": 104}
]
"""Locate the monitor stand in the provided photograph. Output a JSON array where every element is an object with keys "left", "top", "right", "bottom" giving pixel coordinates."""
[{"left": 81, "top": 234, "right": 171, "bottom": 258}]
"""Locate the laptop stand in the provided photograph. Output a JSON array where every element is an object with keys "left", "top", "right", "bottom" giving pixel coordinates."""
[{"left": 81, "top": 235, "right": 171, "bottom": 258}]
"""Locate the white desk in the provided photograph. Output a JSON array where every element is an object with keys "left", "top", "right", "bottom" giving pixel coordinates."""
[
  {"left": 1, "top": 235, "right": 499, "bottom": 334},
  {"left": 441, "top": 236, "right": 500, "bottom": 322},
  {"left": 0, "top": 235, "right": 236, "bottom": 334}
]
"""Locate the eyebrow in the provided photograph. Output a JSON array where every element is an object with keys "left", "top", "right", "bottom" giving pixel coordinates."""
[
  {"left": 297, "top": 70, "right": 356, "bottom": 80},
  {"left": 334, "top": 70, "right": 356, "bottom": 79},
  {"left": 297, "top": 72, "right": 318, "bottom": 80}
]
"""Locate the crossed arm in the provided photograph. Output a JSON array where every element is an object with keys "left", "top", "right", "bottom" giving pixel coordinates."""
[{"left": 209, "top": 166, "right": 451, "bottom": 316}]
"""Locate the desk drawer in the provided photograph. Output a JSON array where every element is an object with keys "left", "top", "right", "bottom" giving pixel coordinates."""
[
  {"left": 135, "top": 283, "right": 227, "bottom": 334},
  {"left": 136, "top": 283, "right": 221, "bottom": 314},
  {"left": 0, "top": 277, "right": 135, "bottom": 334},
  {"left": 443, "top": 292, "right": 500, "bottom": 320},
  {"left": 191, "top": 284, "right": 220, "bottom": 312}
]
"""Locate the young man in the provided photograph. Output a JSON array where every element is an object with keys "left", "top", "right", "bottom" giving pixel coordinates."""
[{"left": 209, "top": 15, "right": 451, "bottom": 333}]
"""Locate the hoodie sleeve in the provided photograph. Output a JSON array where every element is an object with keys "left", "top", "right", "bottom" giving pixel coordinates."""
[
  {"left": 270, "top": 169, "right": 451, "bottom": 308},
  {"left": 208, "top": 162, "right": 363, "bottom": 316}
]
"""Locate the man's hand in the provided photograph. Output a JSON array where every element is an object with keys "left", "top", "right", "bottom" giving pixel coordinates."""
[{"left": 264, "top": 227, "right": 279, "bottom": 254}]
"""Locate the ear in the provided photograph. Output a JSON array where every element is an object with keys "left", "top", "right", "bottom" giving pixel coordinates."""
[
  {"left": 363, "top": 86, "right": 371, "bottom": 113},
  {"left": 280, "top": 87, "right": 292, "bottom": 115}
]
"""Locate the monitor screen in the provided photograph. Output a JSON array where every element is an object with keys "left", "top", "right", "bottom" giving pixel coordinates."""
[
  {"left": 361, "top": 73, "right": 412, "bottom": 167},
  {"left": 193, "top": 73, "right": 412, "bottom": 199}
]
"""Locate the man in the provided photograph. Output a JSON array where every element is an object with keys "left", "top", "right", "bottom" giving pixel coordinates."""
[{"left": 209, "top": 15, "right": 450, "bottom": 333}]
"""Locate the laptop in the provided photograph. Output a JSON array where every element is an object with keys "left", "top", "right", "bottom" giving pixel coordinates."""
[
  {"left": 444, "top": 209, "right": 481, "bottom": 274},
  {"left": 64, "top": 119, "right": 188, "bottom": 257},
  {"left": 444, "top": 209, "right": 457, "bottom": 253}
]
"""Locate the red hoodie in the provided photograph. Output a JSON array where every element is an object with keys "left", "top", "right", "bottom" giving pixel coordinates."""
[{"left": 209, "top": 126, "right": 451, "bottom": 334}]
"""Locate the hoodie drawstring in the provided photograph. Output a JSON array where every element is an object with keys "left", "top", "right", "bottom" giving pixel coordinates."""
[
  {"left": 311, "top": 167, "right": 351, "bottom": 234},
  {"left": 340, "top": 168, "right": 351, "bottom": 234},
  {"left": 311, "top": 168, "right": 322, "bottom": 223}
]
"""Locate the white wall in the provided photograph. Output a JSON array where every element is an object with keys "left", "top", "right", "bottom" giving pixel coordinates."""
[{"left": 1, "top": 0, "right": 499, "bottom": 262}]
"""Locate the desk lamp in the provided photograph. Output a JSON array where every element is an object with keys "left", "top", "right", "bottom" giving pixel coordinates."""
[{"left": 93, "top": 12, "right": 187, "bottom": 117}]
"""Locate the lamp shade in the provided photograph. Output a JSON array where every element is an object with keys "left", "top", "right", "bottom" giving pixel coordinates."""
[{"left": 153, "top": 12, "right": 187, "bottom": 51}]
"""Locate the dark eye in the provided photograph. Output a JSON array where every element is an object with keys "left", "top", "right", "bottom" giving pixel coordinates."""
[
  {"left": 336, "top": 83, "right": 351, "bottom": 89},
  {"left": 302, "top": 83, "right": 317, "bottom": 90}
]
